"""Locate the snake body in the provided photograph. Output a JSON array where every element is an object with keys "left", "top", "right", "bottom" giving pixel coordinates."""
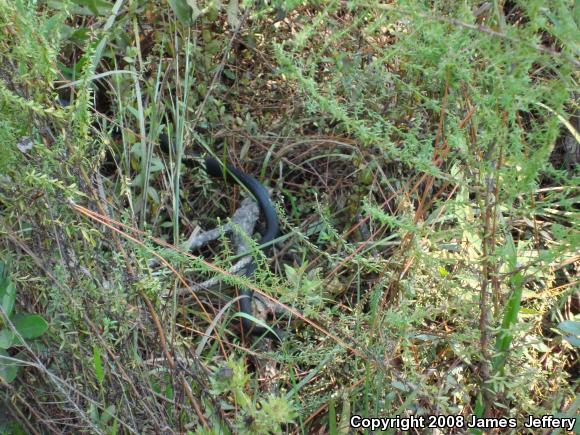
[
  {"left": 161, "top": 135, "right": 282, "bottom": 340},
  {"left": 200, "top": 156, "right": 283, "bottom": 340}
]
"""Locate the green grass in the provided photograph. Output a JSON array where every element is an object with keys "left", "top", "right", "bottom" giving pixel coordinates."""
[{"left": 0, "top": 0, "right": 578, "bottom": 433}]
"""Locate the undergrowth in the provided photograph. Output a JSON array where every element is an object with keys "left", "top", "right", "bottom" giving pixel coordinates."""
[{"left": 0, "top": 0, "right": 578, "bottom": 433}]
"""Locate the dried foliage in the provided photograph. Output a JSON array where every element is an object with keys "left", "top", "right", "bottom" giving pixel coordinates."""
[{"left": 0, "top": 0, "right": 578, "bottom": 433}]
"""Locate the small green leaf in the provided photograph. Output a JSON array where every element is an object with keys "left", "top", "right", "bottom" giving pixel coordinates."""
[
  {"left": 12, "top": 314, "right": 48, "bottom": 339},
  {"left": 519, "top": 308, "right": 543, "bottom": 315},
  {"left": 226, "top": 0, "right": 239, "bottom": 29},
  {"left": 531, "top": 341, "right": 550, "bottom": 353},
  {"left": 0, "top": 281, "right": 16, "bottom": 319},
  {"left": 111, "top": 418, "right": 119, "bottom": 435},
  {"left": 0, "top": 349, "right": 19, "bottom": 383},
  {"left": 0, "top": 329, "right": 14, "bottom": 349},
  {"left": 69, "top": 0, "right": 113, "bottom": 16},
  {"left": 284, "top": 264, "right": 299, "bottom": 285},
  {"left": 231, "top": 312, "right": 282, "bottom": 341},
  {"left": 391, "top": 379, "right": 412, "bottom": 392},
  {"left": 100, "top": 404, "right": 116, "bottom": 425},
  {"left": 187, "top": 0, "right": 203, "bottom": 21},
  {"left": 147, "top": 186, "right": 160, "bottom": 204},
  {"left": 93, "top": 345, "right": 104, "bottom": 386},
  {"left": 89, "top": 403, "right": 99, "bottom": 423}
]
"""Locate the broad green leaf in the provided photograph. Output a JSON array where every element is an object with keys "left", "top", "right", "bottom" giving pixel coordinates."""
[
  {"left": 558, "top": 320, "right": 580, "bottom": 337},
  {"left": 0, "top": 349, "right": 19, "bottom": 383},
  {"left": 168, "top": 0, "right": 192, "bottom": 25},
  {"left": 0, "top": 329, "right": 14, "bottom": 349},
  {"left": 12, "top": 314, "right": 49, "bottom": 339}
]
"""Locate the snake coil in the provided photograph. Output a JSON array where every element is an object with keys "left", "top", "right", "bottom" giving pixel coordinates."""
[{"left": 160, "top": 135, "right": 282, "bottom": 341}]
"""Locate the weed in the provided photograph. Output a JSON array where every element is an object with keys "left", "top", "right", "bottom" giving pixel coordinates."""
[{"left": 0, "top": 0, "right": 577, "bottom": 432}]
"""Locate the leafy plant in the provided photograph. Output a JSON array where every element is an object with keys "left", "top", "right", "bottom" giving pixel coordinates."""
[
  {"left": 211, "top": 358, "right": 296, "bottom": 434},
  {"left": 0, "top": 262, "right": 48, "bottom": 383},
  {"left": 0, "top": 0, "right": 577, "bottom": 432}
]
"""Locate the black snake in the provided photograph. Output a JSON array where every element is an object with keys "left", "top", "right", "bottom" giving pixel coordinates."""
[{"left": 160, "top": 134, "right": 283, "bottom": 341}]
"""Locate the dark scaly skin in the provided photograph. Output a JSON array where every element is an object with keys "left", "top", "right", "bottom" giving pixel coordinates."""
[
  {"left": 160, "top": 134, "right": 282, "bottom": 340},
  {"left": 203, "top": 157, "right": 283, "bottom": 340}
]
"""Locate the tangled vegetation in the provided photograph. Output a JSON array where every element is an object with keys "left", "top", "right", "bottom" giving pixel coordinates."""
[{"left": 0, "top": 0, "right": 578, "bottom": 433}]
